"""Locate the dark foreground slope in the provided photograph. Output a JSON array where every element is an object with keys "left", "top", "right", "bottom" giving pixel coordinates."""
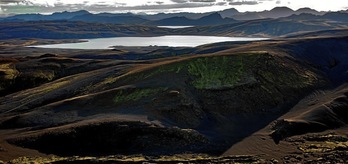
[
  {"left": 1, "top": 30, "right": 348, "bottom": 163},
  {"left": 1, "top": 51, "right": 324, "bottom": 154}
]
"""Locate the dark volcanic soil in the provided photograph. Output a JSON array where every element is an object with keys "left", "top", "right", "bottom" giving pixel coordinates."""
[{"left": 1, "top": 30, "right": 348, "bottom": 163}]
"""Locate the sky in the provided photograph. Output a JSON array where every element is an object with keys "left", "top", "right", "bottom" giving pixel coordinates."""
[{"left": 0, "top": 0, "right": 348, "bottom": 15}]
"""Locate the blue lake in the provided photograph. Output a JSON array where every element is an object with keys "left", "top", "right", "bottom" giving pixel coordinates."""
[{"left": 30, "top": 35, "right": 267, "bottom": 49}]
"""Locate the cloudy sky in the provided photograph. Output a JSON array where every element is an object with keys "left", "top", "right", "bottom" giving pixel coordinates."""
[{"left": 0, "top": 0, "right": 347, "bottom": 15}]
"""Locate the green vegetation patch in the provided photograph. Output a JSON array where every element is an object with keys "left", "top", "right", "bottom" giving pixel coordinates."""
[
  {"left": 0, "top": 63, "right": 19, "bottom": 93},
  {"left": 118, "top": 55, "right": 253, "bottom": 90},
  {"left": 107, "top": 52, "right": 318, "bottom": 93},
  {"left": 113, "top": 88, "right": 165, "bottom": 104},
  {"left": 0, "top": 63, "right": 19, "bottom": 80},
  {"left": 132, "top": 55, "right": 247, "bottom": 90},
  {"left": 255, "top": 56, "right": 317, "bottom": 89},
  {"left": 28, "top": 70, "right": 55, "bottom": 81},
  {"left": 299, "top": 141, "right": 348, "bottom": 153},
  {"left": 298, "top": 134, "right": 348, "bottom": 153},
  {"left": 187, "top": 56, "right": 244, "bottom": 89}
]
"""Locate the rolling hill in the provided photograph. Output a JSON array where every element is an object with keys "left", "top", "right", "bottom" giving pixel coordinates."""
[
  {"left": 1, "top": 29, "right": 348, "bottom": 162},
  {"left": 1, "top": 5, "right": 348, "bottom": 162}
]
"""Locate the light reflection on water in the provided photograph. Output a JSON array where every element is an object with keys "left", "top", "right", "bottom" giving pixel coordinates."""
[{"left": 29, "top": 35, "right": 268, "bottom": 49}]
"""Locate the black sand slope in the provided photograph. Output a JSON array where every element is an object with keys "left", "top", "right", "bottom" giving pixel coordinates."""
[{"left": 1, "top": 29, "right": 348, "bottom": 163}]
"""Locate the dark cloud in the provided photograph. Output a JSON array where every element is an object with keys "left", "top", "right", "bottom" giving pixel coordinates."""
[
  {"left": 172, "top": 0, "right": 216, "bottom": 3},
  {"left": 0, "top": 0, "right": 23, "bottom": 3},
  {"left": 228, "top": 1, "right": 258, "bottom": 5},
  {"left": 190, "top": 0, "right": 216, "bottom": 2},
  {"left": 171, "top": 0, "right": 189, "bottom": 3},
  {"left": 216, "top": 2, "right": 227, "bottom": 5}
]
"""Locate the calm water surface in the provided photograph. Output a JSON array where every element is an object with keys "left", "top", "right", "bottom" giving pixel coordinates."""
[
  {"left": 157, "top": 26, "right": 194, "bottom": 28},
  {"left": 30, "top": 35, "right": 267, "bottom": 49}
]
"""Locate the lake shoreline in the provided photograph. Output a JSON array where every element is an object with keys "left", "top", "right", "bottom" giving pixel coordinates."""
[{"left": 28, "top": 35, "right": 268, "bottom": 49}]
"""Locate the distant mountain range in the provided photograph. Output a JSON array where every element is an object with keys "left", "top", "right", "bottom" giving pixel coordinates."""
[
  {"left": 0, "top": 10, "right": 237, "bottom": 26},
  {"left": 230, "top": 7, "right": 324, "bottom": 20},
  {"left": 0, "top": 6, "right": 338, "bottom": 26},
  {"left": 148, "top": 13, "right": 237, "bottom": 26},
  {"left": 1, "top": 6, "right": 348, "bottom": 38},
  {"left": 69, "top": 13, "right": 149, "bottom": 25},
  {"left": 5, "top": 10, "right": 90, "bottom": 21},
  {"left": 284, "top": 12, "right": 348, "bottom": 22}
]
